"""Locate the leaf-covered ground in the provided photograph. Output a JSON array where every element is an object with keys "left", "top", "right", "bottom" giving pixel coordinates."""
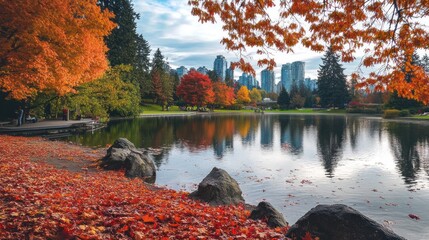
[{"left": 0, "top": 136, "right": 288, "bottom": 239}]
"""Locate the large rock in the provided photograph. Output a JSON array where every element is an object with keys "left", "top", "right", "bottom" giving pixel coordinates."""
[
  {"left": 101, "top": 138, "right": 156, "bottom": 183},
  {"left": 249, "top": 201, "right": 288, "bottom": 228},
  {"left": 189, "top": 167, "right": 245, "bottom": 206},
  {"left": 286, "top": 204, "right": 405, "bottom": 240}
]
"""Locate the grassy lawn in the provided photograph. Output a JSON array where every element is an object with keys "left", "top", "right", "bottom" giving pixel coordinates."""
[
  {"left": 410, "top": 115, "right": 429, "bottom": 120},
  {"left": 140, "top": 103, "right": 348, "bottom": 115}
]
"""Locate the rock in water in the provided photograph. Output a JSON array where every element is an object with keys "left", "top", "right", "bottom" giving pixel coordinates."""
[
  {"left": 249, "top": 201, "right": 288, "bottom": 228},
  {"left": 286, "top": 204, "right": 405, "bottom": 240},
  {"left": 101, "top": 138, "right": 156, "bottom": 183},
  {"left": 190, "top": 167, "right": 245, "bottom": 206}
]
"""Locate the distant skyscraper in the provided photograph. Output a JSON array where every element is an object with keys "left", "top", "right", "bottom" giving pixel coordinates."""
[
  {"left": 304, "top": 78, "right": 317, "bottom": 91},
  {"left": 226, "top": 64, "right": 234, "bottom": 81},
  {"left": 197, "top": 66, "right": 209, "bottom": 75},
  {"left": 261, "top": 68, "right": 275, "bottom": 93},
  {"left": 281, "top": 63, "right": 292, "bottom": 92},
  {"left": 291, "top": 61, "right": 305, "bottom": 85},
  {"left": 176, "top": 66, "right": 188, "bottom": 80},
  {"left": 213, "top": 55, "right": 228, "bottom": 81},
  {"left": 238, "top": 73, "right": 257, "bottom": 90}
]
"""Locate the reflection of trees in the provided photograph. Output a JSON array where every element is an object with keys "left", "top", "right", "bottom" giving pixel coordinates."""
[
  {"left": 260, "top": 115, "right": 274, "bottom": 149},
  {"left": 175, "top": 118, "right": 216, "bottom": 152},
  {"left": 279, "top": 115, "right": 304, "bottom": 155},
  {"left": 239, "top": 116, "right": 259, "bottom": 146},
  {"left": 347, "top": 117, "right": 361, "bottom": 150},
  {"left": 316, "top": 116, "right": 346, "bottom": 177},
  {"left": 387, "top": 122, "right": 429, "bottom": 184}
]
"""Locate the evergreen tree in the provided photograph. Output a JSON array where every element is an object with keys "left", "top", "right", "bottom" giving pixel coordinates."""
[
  {"left": 99, "top": 0, "right": 139, "bottom": 67},
  {"left": 150, "top": 49, "right": 173, "bottom": 110},
  {"left": 207, "top": 70, "right": 220, "bottom": 82},
  {"left": 277, "top": 87, "right": 290, "bottom": 109},
  {"left": 317, "top": 47, "right": 350, "bottom": 108},
  {"left": 135, "top": 34, "right": 152, "bottom": 100}
]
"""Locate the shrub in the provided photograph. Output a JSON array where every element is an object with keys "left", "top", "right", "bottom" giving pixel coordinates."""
[
  {"left": 399, "top": 110, "right": 410, "bottom": 117},
  {"left": 383, "top": 109, "right": 400, "bottom": 119}
]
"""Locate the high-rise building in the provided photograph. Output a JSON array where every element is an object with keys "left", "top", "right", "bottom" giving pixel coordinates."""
[
  {"left": 304, "top": 78, "right": 317, "bottom": 91},
  {"left": 176, "top": 66, "right": 188, "bottom": 80},
  {"left": 291, "top": 61, "right": 305, "bottom": 85},
  {"left": 213, "top": 55, "right": 228, "bottom": 81},
  {"left": 261, "top": 68, "right": 275, "bottom": 93},
  {"left": 238, "top": 73, "right": 257, "bottom": 90},
  {"left": 226, "top": 65, "right": 234, "bottom": 81},
  {"left": 197, "top": 66, "right": 209, "bottom": 75},
  {"left": 281, "top": 64, "right": 292, "bottom": 92}
]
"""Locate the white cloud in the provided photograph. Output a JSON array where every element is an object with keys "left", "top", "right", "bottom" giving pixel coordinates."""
[{"left": 133, "top": 0, "right": 374, "bottom": 82}]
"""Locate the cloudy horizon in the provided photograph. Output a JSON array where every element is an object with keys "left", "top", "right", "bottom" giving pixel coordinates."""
[{"left": 135, "top": 0, "right": 369, "bottom": 82}]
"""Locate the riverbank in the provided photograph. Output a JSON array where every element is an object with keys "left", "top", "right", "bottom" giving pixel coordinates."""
[{"left": 0, "top": 136, "right": 287, "bottom": 239}]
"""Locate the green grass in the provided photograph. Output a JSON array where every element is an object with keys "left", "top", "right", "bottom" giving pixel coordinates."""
[
  {"left": 410, "top": 115, "right": 429, "bottom": 120},
  {"left": 140, "top": 104, "right": 349, "bottom": 115},
  {"left": 140, "top": 104, "right": 182, "bottom": 114}
]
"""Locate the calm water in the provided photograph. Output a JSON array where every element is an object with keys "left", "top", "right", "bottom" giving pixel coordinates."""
[{"left": 66, "top": 114, "right": 429, "bottom": 239}]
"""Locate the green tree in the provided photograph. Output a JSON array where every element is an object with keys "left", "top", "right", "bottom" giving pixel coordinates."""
[
  {"left": 150, "top": 49, "right": 173, "bottom": 110},
  {"left": 99, "top": 0, "right": 139, "bottom": 67},
  {"left": 277, "top": 87, "right": 290, "bottom": 109},
  {"left": 207, "top": 70, "right": 220, "bottom": 83},
  {"left": 135, "top": 34, "right": 152, "bottom": 101},
  {"left": 249, "top": 88, "right": 262, "bottom": 105},
  {"left": 317, "top": 47, "right": 350, "bottom": 108},
  {"left": 69, "top": 65, "right": 140, "bottom": 118}
]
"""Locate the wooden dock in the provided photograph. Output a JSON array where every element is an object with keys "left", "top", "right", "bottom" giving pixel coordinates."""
[{"left": 0, "top": 119, "right": 99, "bottom": 136}]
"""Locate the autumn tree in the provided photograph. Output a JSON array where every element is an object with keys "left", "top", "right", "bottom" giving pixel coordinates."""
[
  {"left": 213, "top": 82, "right": 235, "bottom": 107},
  {"left": 189, "top": 1, "right": 429, "bottom": 103},
  {"left": 150, "top": 49, "right": 174, "bottom": 110},
  {"left": 317, "top": 47, "right": 350, "bottom": 108},
  {"left": 249, "top": 88, "right": 262, "bottom": 105},
  {"left": 0, "top": 0, "right": 115, "bottom": 100},
  {"left": 236, "top": 86, "right": 251, "bottom": 104},
  {"left": 177, "top": 70, "right": 215, "bottom": 109}
]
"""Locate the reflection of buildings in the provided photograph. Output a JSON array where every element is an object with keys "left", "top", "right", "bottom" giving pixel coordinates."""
[
  {"left": 279, "top": 116, "right": 303, "bottom": 155},
  {"left": 213, "top": 137, "right": 233, "bottom": 158},
  {"left": 260, "top": 115, "right": 274, "bottom": 149}
]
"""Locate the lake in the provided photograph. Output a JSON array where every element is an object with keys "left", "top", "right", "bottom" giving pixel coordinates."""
[{"left": 65, "top": 114, "right": 429, "bottom": 239}]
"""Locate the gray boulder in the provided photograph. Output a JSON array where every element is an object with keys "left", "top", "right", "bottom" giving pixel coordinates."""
[
  {"left": 101, "top": 138, "right": 156, "bottom": 183},
  {"left": 249, "top": 201, "right": 288, "bottom": 228},
  {"left": 189, "top": 167, "right": 244, "bottom": 206},
  {"left": 286, "top": 204, "right": 405, "bottom": 240}
]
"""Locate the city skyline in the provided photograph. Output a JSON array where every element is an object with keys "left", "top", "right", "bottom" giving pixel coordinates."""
[{"left": 135, "top": 0, "right": 376, "bottom": 81}]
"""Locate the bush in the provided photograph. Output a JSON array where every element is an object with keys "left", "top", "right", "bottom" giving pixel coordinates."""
[
  {"left": 399, "top": 110, "right": 410, "bottom": 117},
  {"left": 227, "top": 104, "right": 243, "bottom": 110},
  {"left": 383, "top": 109, "right": 401, "bottom": 119}
]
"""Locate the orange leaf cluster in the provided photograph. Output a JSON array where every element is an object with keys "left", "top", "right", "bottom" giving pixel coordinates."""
[
  {"left": 0, "top": 0, "right": 115, "bottom": 100},
  {"left": 189, "top": 0, "right": 429, "bottom": 103},
  {"left": 0, "top": 136, "right": 288, "bottom": 239}
]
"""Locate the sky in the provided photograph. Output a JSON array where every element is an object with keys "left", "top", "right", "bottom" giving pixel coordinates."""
[{"left": 134, "top": 0, "right": 365, "bottom": 82}]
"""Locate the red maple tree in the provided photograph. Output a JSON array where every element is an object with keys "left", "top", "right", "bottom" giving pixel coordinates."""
[{"left": 176, "top": 70, "right": 215, "bottom": 108}]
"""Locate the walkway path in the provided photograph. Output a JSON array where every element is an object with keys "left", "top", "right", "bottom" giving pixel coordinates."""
[{"left": 0, "top": 119, "right": 95, "bottom": 134}]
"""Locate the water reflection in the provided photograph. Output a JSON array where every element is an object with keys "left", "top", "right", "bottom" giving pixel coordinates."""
[
  {"left": 66, "top": 114, "right": 429, "bottom": 181},
  {"left": 387, "top": 122, "right": 429, "bottom": 184},
  {"left": 316, "top": 116, "right": 346, "bottom": 177},
  {"left": 279, "top": 115, "right": 304, "bottom": 155}
]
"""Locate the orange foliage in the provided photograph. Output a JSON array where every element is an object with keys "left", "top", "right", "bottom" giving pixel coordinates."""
[
  {"left": 236, "top": 86, "right": 251, "bottom": 104},
  {"left": 189, "top": 0, "right": 429, "bottom": 103},
  {"left": 0, "top": 136, "right": 288, "bottom": 239},
  {"left": 213, "top": 81, "right": 236, "bottom": 107},
  {"left": 0, "top": 0, "right": 115, "bottom": 100}
]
